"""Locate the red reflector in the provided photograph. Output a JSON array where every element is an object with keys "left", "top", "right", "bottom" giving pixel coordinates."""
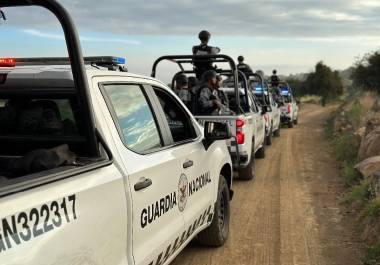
[
  {"left": 0, "top": 58, "right": 16, "bottom": 67},
  {"left": 236, "top": 119, "right": 245, "bottom": 128},
  {"left": 287, "top": 103, "right": 292, "bottom": 114},
  {"left": 0, "top": 74, "right": 7, "bottom": 84},
  {"left": 236, "top": 132, "right": 245, "bottom": 145}
]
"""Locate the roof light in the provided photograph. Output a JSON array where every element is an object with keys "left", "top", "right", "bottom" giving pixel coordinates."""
[
  {"left": 0, "top": 58, "right": 16, "bottom": 67},
  {"left": 112, "top": 57, "right": 126, "bottom": 65}
]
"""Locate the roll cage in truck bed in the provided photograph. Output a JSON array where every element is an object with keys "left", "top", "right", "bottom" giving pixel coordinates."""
[
  {"left": 0, "top": 0, "right": 115, "bottom": 198},
  {"left": 0, "top": 0, "right": 99, "bottom": 157},
  {"left": 151, "top": 54, "right": 253, "bottom": 115}
]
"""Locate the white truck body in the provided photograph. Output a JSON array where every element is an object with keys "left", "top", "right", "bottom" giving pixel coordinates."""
[
  {"left": 280, "top": 94, "right": 299, "bottom": 127},
  {"left": 0, "top": 68, "right": 233, "bottom": 265},
  {"left": 196, "top": 87, "right": 266, "bottom": 170}
]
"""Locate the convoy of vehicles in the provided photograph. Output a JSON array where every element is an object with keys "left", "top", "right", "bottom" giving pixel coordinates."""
[
  {"left": 152, "top": 55, "right": 266, "bottom": 180},
  {"left": 0, "top": 0, "right": 300, "bottom": 264}
]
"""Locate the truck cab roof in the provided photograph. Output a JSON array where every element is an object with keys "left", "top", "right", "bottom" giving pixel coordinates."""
[{"left": 1, "top": 65, "right": 165, "bottom": 89}]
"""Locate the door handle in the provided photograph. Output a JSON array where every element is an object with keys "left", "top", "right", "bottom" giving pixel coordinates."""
[
  {"left": 183, "top": 160, "right": 194, "bottom": 169},
  {"left": 134, "top": 177, "right": 152, "bottom": 191}
]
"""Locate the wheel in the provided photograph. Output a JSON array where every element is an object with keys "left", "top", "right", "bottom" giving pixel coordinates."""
[
  {"left": 274, "top": 126, "right": 280, "bottom": 137},
  {"left": 238, "top": 146, "right": 255, "bottom": 180},
  {"left": 288, "top": 121, "right": 294, "bottom": 128},
  {"left": 198, "top": 176, "right": 230, "bottom": 247},
  {"left": 255, "top": 138, "right": 266, "bottom": 159},
  {"left": 266, "top": 127, "right": 273, "bottom": 146},
  {"left": 294, "top": 118, "right": 298, "bottom": 125}
]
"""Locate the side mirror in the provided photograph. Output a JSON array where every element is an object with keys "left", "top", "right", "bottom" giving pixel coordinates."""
[{"left": 203, "top": 121, "right": 231, "bottom": 150}]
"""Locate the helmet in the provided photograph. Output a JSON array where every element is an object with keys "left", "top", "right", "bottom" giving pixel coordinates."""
[
  {"left": 273, "top": 69, "right": 277, "bottom": 74},
  {"left": 238, "top": 56, "right": 244, "bottom": 62},
  {"left": 202, "top": 70, "right": 218, "bottom": 82},
  {"left": 175, "top": 73, "right": 188, "bottom": 86},
  {"left": 198, "top": 30, "right": 211, "bottom": 42}
]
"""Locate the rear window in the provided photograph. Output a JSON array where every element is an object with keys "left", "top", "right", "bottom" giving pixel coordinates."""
[
  {"left": 0, "top": 98, "right": 78, "bottom": 136},
  {"left": 0, "top": 96, "right": 86, "bottom": 157}
]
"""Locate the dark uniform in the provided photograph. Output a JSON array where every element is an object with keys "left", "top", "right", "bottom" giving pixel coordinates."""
[
  {"left": 198, "top": 85, "right": 218, "bottom": 115},
  {"left": 192, "top": 30, "right": 221, "bottom": 79},
  {"left": 174, "top": 74, "right": 192, "bottom": 109},
  {"left": 192, "top": 44, "right": 221, "bottom": 79},
  {"left": 237, "top": 62, "right": 253, "bottom": 79},
  {"left": 237, "top": 56, "right": 253, "bottom": 80},
  {"left": 270, "top": 73, "right": 280, "bottom": 88}
]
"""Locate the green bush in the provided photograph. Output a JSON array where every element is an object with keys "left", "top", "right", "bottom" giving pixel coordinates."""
[
  {"left": 364, "top": 241, "right": 380, "bottom": 265},
  {"left": 362, "top": 201, "right": 380, "bottom": 219},
  {"left": 332, "top": 134, "right": 360, "bottom": 162},
  {"left": 344, "top": 182, "right": 372, "bottom": 204},
  {"left": 343, "top": 161, "right": 362, "bottom": 187},
  {"left": 347, "top": 100, "right": 364, "bottom": 128}
]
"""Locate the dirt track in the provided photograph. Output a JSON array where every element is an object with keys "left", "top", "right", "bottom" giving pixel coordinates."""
[{"left": 172, "top": 104, "right": 361, "bottom": 265}]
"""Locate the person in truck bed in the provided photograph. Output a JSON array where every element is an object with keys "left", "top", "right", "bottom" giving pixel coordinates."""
[
  {"left": 198, "top": 70, "right": 224, "bottom": 115},
  {"left": 174, "top": 73, "right": 192, "bottom": 109},
  {"left": 192, "top": 30, "right": 221, "bottom": 79}
]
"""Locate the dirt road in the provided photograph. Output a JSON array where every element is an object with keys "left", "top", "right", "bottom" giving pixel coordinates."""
[{"left": 172, "top": 104, "right": 361, "bottom": 265}]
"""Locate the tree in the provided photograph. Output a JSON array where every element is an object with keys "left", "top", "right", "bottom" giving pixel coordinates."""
[
  {"left": 285, "top": 62, "right": 343, "bottom": 104},
  {"left": 352, "top": 51, "right": 380, "bottom": 93}
]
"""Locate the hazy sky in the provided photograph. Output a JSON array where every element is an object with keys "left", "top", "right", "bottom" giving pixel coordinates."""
[{"left": 1, "top": 0, "right": 380, "bottom": 80}]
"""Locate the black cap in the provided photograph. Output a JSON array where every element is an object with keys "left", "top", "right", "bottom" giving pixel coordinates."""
[
  {"left": 273, "top": 69, "right": 277, "bottom": 74},
  {"left": 202, "top": 70, "right": 218, "bottom": 82},
  {"left": 238, "top": 56, "right": 244, "bottom": 62},
  {"left": 199, "top": 30, "right": 211, "bottom": 42}
]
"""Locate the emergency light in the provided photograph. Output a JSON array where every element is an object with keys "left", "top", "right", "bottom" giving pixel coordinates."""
[
  {"left": 0, "top": 58, "right": 16, "bottom": 67},
  {"left": 280, "top": 87, "right": 290, "bottom": 95}
]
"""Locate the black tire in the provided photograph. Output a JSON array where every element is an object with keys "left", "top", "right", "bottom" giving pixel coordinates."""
[
  {"left": 266, "top": 127, "right": 273, "bottom": 146},
  {"left": 198, "top": 176, "right": 230, "bottom": 247},
  {"left": 238, "top": 146, "right": 255, "bottom": 181},
  {"left": 288, "top": 121, "right": 294, "bottom": 128},
  {"left": 255, "top": 138, "right": 266, "bottom": 159},
  {"left": 274, "top": 126, "right": 280, "bottom": 137},
  {"left": 294, "top": 118, "right": 298, "bottom": 125}
]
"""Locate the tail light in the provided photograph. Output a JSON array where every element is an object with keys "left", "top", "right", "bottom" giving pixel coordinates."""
[
  {"left": 236, "top": 119, "right": 245, "bottom": 145},
  {"left": 0, "top": 58, "right": 16, "bottom": 67},
  {"left": 287, "top": 103, "right": 292, "bottom": 114}
]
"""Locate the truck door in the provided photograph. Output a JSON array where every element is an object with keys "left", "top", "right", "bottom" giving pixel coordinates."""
[
  {"left": 150, "top": 86, "right": 215, "bottom": 237},
  {"left": 99, "top": 82, "right": 185, "bottom": 265}
]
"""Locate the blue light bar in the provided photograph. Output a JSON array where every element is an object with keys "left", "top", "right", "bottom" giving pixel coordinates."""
[
  {"left": 253, "top": 84, "right": 264, "bottom": 94},
  {"left": 281, "top": 90, "right": 290, "bottom": 95},
  {"left": 113, "top": 57, "right": 126, "bottom": 65}
]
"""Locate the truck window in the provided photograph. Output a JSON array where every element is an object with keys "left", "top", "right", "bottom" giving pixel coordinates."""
[
  {"left": 103, "top": 84, "right": 162, "bottom": 153},
  {"left": 153, "top": 87, "right": 197, "bottom": 143},
  {"left": 0, "top": 98, "right": 78, "bottom": 136}
]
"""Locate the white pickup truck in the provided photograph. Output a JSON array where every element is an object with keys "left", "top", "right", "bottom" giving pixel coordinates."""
[
  {"left": 151, "top": 56, "right": 267, "bottom": 181},
  {"left": 0, "top": 1, "right": 233, "bottom": 265},
  {"left": 278, "top": 83, "right": 299, "bottom": 128},
  {"left": 252, "top": 83, "right": 281, "bottom": 144}
]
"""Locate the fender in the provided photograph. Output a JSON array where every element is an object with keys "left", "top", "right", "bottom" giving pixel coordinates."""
[{"left": 204, "top": 141, "right": 233, "bottom": 205}]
